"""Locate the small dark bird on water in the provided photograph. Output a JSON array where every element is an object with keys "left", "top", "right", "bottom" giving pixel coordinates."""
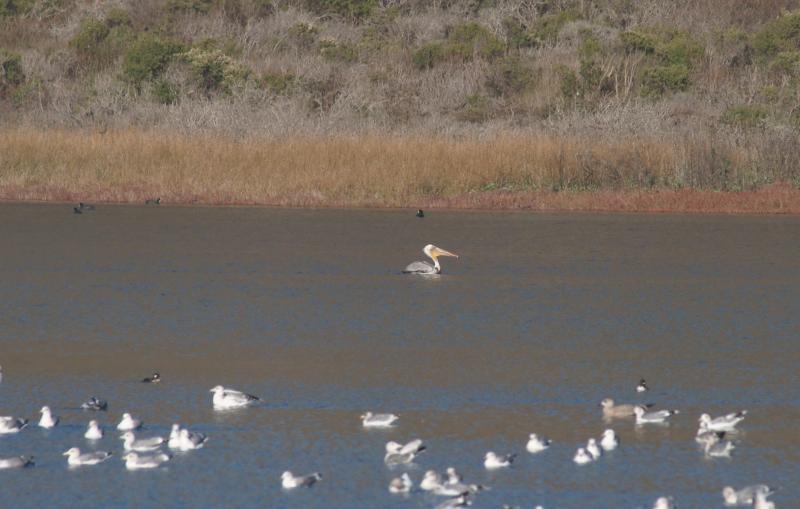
[
  {"left": 637, "top": 378, "right": 649, "bottom": 393},
  {"left": 141, "top": 372, "right": 161, "bottom": 383},
  {"left": 73, "top": 207, "right": 83, "bottom": 214},
  {"left": 80, "top": 397, "right": 108, "bottom": 411},
  {"left": 416, "top": 209, "right": 424, "bottom": 218},
  {"left": 79, "top": 202, "right": 96, "bottom": 211},
  {"left": 145, "top": 198, "right": 161, "bottom": 205}
]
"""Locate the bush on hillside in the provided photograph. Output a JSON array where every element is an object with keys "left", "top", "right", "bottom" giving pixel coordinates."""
[
  {"left": 181, "top": 47, "right": 249, "bottom": 94},
  {"left": 640, "top": 64, "right": 689, "bottom": 98},
  {"left": 123, "top": 34, "right": 184, "bottom": 85},
  {"left": 412, "top": 22, "right": 504, "bottom": 70},
  {"left": 304, "top": 0, "right": 377, "bottom": 21},
  {"left": 0, "top": 49, "right": 25, "bottom": 90}
]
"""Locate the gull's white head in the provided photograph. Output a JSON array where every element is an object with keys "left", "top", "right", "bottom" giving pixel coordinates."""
[
  {"left": 120, "top": 431, "right": 135, "bottom": 440},
  {"left": 600, "top": 398, "right": 615, "bottom": 409},
  {"left": 63, "top": 447, "right": 80, "bottom": 456},
  {"left": 40, "top": 406, "right": 50, "bottom": 414},
  {"left": 603, "top": 429, "right": 615, "bottom": 438},
  {"left": 210, "top": 385, "right": 224, "bottom": 394},
  {"left": 698, "top": 413, "right": 711, "bottom": 424},
  {"left": 360, "top": 412, "right": 372, "bottom": 420},
  {"left": 122, "top": 412, "right": 132, "bottom": 420},
  {"left": 88, "top": 420, "right": 99, "bottom": 427},
  {"left": 722, "top": 487, "right": 736, "bottom": 504},
  {"left": 634, "top": 406, "right": 645, "bottom": 417},
  {"left": 281, "top": 471, "right": 292, "bottom": 479}
]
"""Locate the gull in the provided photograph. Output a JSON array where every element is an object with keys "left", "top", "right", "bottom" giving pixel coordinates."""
[
  {"left": 436, "top": 494, "right": 471, "bottom": 509},
  {"left": 123, "top": 452, "right": 170, "bottom": 470},
  {"left": 0, "top": 416, "right": 28, "bottom": 434},
  {"left": 586, "top": 438, "right": 602, "bottom": 459},
  {"left": 433, "top": 468, "right": 487, "bottom": 497},
  {"left": 121, "top": 431, "right": 165, "bottom": 452},
  {"left": 445, "top": 467, "right": 462, "bottom": 484},
  {"left": 653, "top": 496, "right": 675, "bottom": 509},
  {"left": 386, "top": 439, "right": 425, "bottom": 455},
  {"left": 281, "top": 471, "right": 322, "bottom": 489},
  {"left": 0, "top": 456, "right": 34, "bottom": 469},
  {"left": 484, "top": 451, "right": 515, "bottom": 469},
  {"left": 85, "top": 420, "right": 103, "bottom": 440},
  {"left": 39, "top": 406, "right": 59, "bottom": 428},
  {"left": 722, "top": 485, "right": 774, "bottom": 506},
  {"left": 168, "top": 424, "right": 182, "bottom": 449},
  {"left": 384, "top": 448, "right": 424, "bottom": 466},
  {"left": 600, "top": 429, "right": 618, "bottom": 451},
  {"left": 753, "top": 489, "right": 775, "bottom": 509},
  {"left": 704, "top": 437, "right": 735, "bottom": 458},
  {"left": 361, "top": 412, "right": 398, "bottom": 428},
  {"left": 177, "top": 429, "right": 208, "bottom": 451},
  {"left": 117, "top": 412, "right": 143, "bottom": 431},
  {"left": 600, "top": 398, "right": 649, "bottom": 418},
  {"left": 698, "top": 411, "right": 747, "bottom": 432},
  {"left": 634, "top": 406, "right": 678, "bottom": 424},
  {"left": 421, "top": 470, "right": 443, "bottom": 491},
  {"left": 526, "top": 433, "right": 551, "bottom": 454},
  {"left": 80, "top": 397, "right": 107, "bottom": 411},
  {"left": 210, "top": 385, "right": 260, "bottom": 409},
  {"left": 389, "top": 473, "right": 413, "bottom": 493},
  {"left": 141, "top": 372, "right": 161, "bottom": 384},
  {"left": 637, "top": 378, "right": 649, "bottom": 392},
  {"left": 63, "top": 448, "right": 112, "bottom": 466},
  {"left": 573, "top": 448, "right": 594, "bottom": 465}
]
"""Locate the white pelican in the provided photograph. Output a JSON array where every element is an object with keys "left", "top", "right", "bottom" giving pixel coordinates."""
[{"left": 403, "top": 244, "right": 459, "bottom": 274}]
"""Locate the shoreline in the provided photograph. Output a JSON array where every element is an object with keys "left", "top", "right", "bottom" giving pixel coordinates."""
[{"left": 2, "top": 185, "right": 799, "bottom": 215}]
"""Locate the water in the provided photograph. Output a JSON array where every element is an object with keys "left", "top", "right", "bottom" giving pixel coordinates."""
[{"left": 0, "top": 203, "right": 798, "bottom": 508}]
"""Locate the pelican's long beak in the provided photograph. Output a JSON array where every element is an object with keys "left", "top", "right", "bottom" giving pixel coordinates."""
[{"left": 432, "top": 247, "right": 459, "bottom": 259}]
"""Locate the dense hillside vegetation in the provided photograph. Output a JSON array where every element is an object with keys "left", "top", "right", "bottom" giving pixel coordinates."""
[{"left": 2, "top": 0, "right": 800, "bottom": 210}]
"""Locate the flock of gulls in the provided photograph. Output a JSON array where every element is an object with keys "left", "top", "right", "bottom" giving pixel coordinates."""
[
  {"left": 1, "top": 210, "right": 783, "bottom": 507},
  {"left": 0, "top": 369, "right": 778, "bottom": 509}
]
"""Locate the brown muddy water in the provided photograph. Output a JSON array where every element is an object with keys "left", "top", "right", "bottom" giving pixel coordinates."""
[{"left": 0, "top": 203, "right": 798, "bottom": 509}]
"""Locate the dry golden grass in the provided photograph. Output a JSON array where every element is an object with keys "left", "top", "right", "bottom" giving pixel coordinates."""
[{"left": 1, "top": 128, "right": 799, "bottom": 213}]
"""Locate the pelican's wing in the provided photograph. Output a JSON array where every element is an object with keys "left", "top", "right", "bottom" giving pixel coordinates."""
[{"left": 403, "top": 261, "right": 435, "bottom": 274}]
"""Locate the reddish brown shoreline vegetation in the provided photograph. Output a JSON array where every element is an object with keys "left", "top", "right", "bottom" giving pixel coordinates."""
[{"left": 1, "top": 129, "right": 799, "bottom": 214}]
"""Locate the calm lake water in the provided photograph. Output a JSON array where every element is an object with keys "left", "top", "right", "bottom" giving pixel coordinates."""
[{"left": 0, "top": 203, "right": 798, "bottom": 509}]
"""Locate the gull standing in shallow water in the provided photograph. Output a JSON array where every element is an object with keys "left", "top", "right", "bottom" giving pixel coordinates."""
[
  {"left": 38, "top": 406, "right": 59, "bottom": 428},
  {"left": 0, "top": 456, "right": 34, "bottom": 469},
  {"left": 84, "top": 420, "right": 103, "bottom": 440},
  {"left": 634, "top": 406, "right": 678, "bottom": 424},
  {"left": 526, "top": 433, "right": 551, "bottom": 454},
  {"left": 63, "top": 448, "right": 113, "bottom": 466},
  {"left": 123, "top": 452, "right": 170, "bottom": 470},
  {"left": 389, "top": 473, "right": 413, "bottom": 494},
  {"left": 210, "top": 385, "right": 260, "bottom": 409},
  {"left": 281, "top": 471, "right": 322, "bottom": 489},
  {"left": 722, "top": 485, "right": 774, "bottom": 506},
  {"left": 117, "top": 412, "right": 143, "bottom": 431},
  {"left": 403, "top": 244, "right": 459, "bottom": 274},
  {"left": 0, "top": 416, "right": 28, "bottom": 434},
  {"left": 361, "top": 412, "right": 398, "bottom": 427}
]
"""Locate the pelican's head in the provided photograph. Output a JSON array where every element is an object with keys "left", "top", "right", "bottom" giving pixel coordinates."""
[{"left": 423, "top": 244, "right": 459, "bottom": 260}]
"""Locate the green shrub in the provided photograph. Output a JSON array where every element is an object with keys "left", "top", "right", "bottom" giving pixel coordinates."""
[
  {"left": 621, "top": 30, "right": 657, "bottom": 54},
  {"left": 412, "top": 22, "right": 504, "bottom": 69},
  {"left": 556, "top": 65, "right": 578, "bottom": 100},
  {"left": 288, "top": 22, "right": 319, "bottom": 49},
  {"left": 640, "top": 64, "right": 689, "bottom": 98},
  {"left": 722, "top": 105, "right": 768, "bottom": 128},
  {"left": 487, "top": 56, "right": 534, "bottom": 96},
  {"left": 0, "top": 49, "right": 25, "bottom": 88},
  {"left": 0, "top": 0, "right": 35, "bottom": 17},
  {"left": 152, "top": 79, "right": 179, "bottom": 104},
  {"left": 412, "top": 42, "right": 444, "bottom": 70},
  {"left": 529, "top": 10, "right": 580, "bottom": 46},
  {"left": 123, "top": 34, "right": 184, "bottom": 85},
  {"left": 71, "top": 18, "right": 110, "bottom": 56},
  {"left": 181, "top": 47, "right": 249, "bottom": 93},
  {"left": 304, "top": 0, "right": 378, "bottom": 21},
  {"left": 621, "top": 28, "right": 703, "bottom": 68},
  {"left": 166, "top": 0, "right": 214, "bottom": 14},
  {"left": 105, "top": 7, "right": 131, "bottom": 28},
  {"left": 259, "top": 72, "right": 297, "bottom": 95},
  {"left": 502, "top": 17, "right": 534, "bottom": 49},
  {"left": 458, "top": 94, "right": 490, "bottom": 123},
  {"left": 319, "top": 39, "right": 357, "bottom": 62},
  {"left": 769, "top": 50, "right": 800, "bottom": 75},
  {"left": 753, "top": 10, "right": 800, "bottom": 56}
]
